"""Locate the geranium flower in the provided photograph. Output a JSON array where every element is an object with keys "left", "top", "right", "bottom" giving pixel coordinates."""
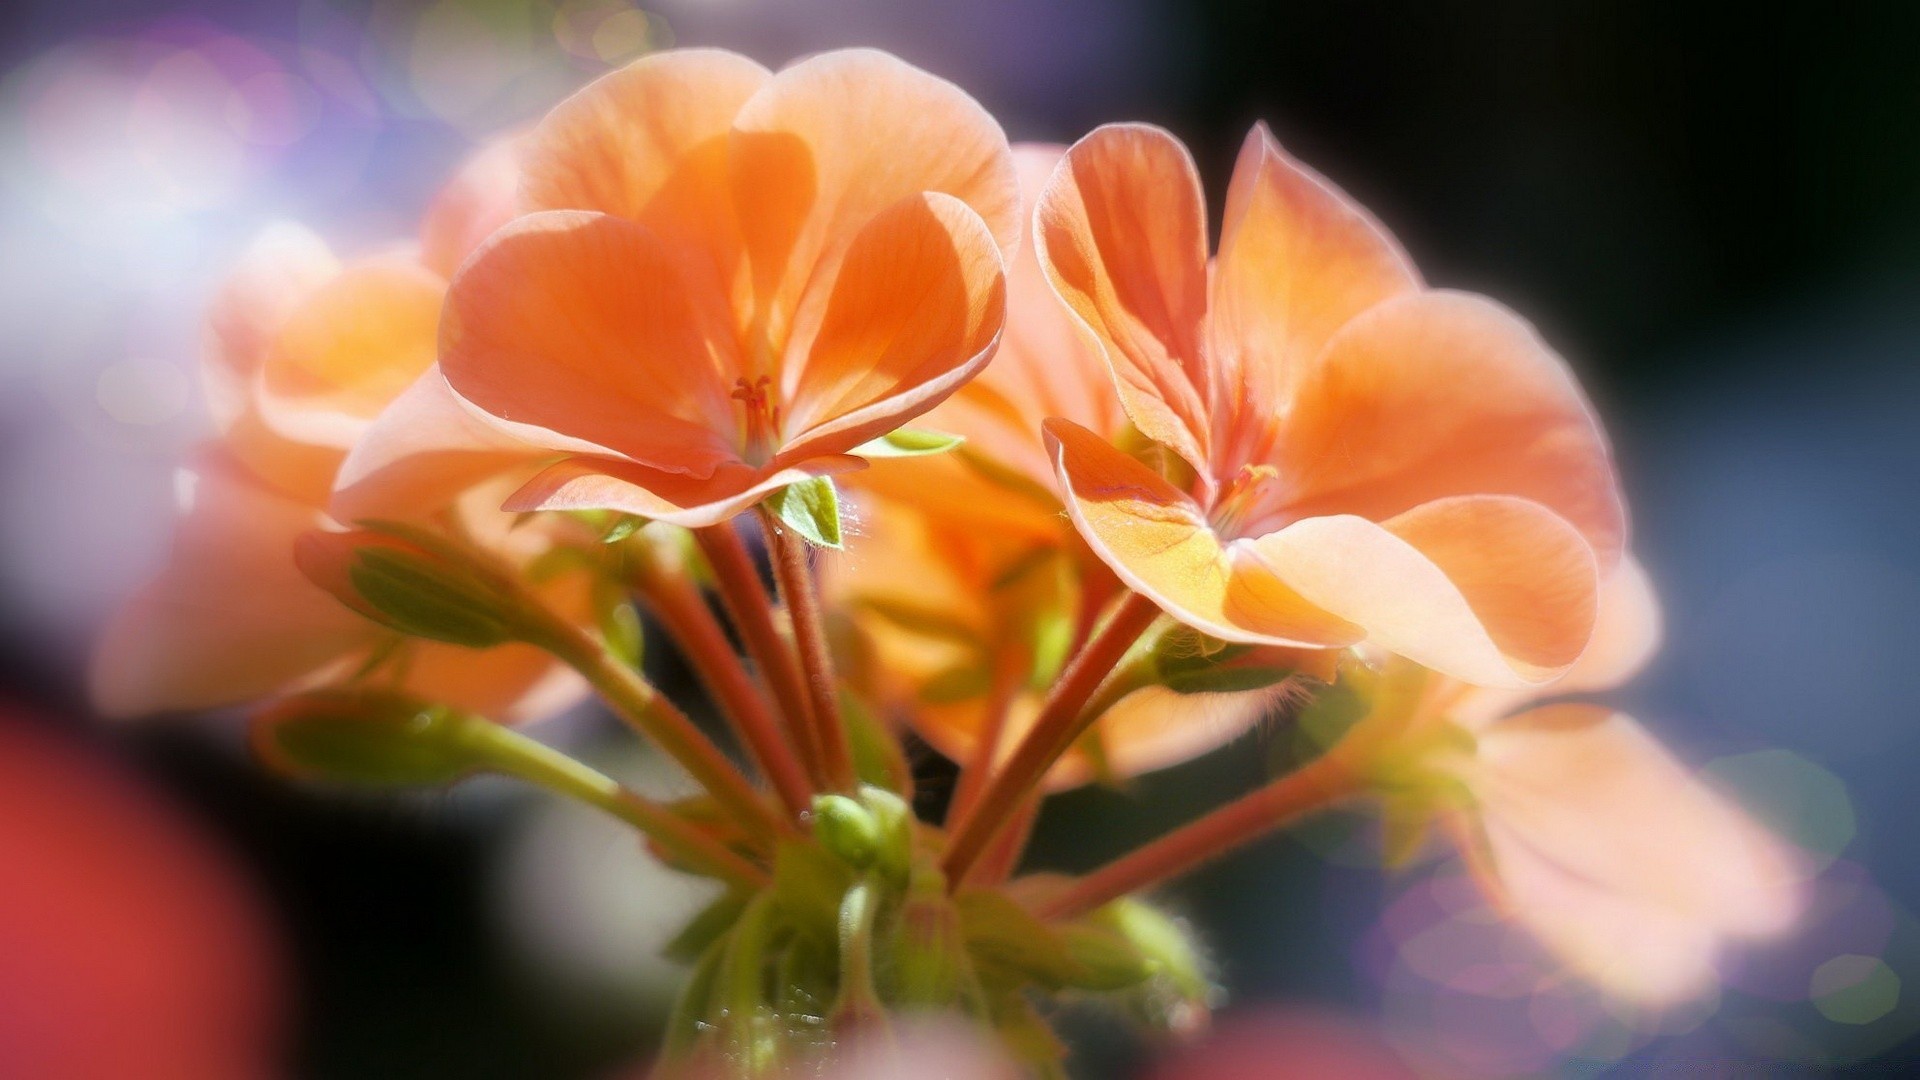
[
  {"left": 334, "top": 48, "right": 1016, "bottom": 528},
  {"left": 1385, "top": 561, "right": 1803, "bottom": 1003},
  {"left": 1036, "top": 124, "right": 1625, "bottom": 688},
  {"left": 836, "top": 147, "right": 1325, "bottom": 788},
  {"left": 93, "top": 141, "right": 589, "bottom": 721}
]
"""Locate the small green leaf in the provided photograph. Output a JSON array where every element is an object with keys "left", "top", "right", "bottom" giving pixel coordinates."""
[
  {"left": 764, "top": 476, "right": 842, "bottom": 548},
  {"left": 600, "top": 516, "right": 642, "bottom": 544},
  {"left": 853, "top": 428, "right": 965, "bottom": 457}
]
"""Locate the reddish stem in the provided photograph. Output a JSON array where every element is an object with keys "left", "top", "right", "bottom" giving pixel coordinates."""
[
  {"left": 1035, "top": 748, "right": 1361, "bottom": 921},
  {"left": 695, "top": 524, "right": 828, "bottom": 787},
  {"left": 941, "top": 592, "right": 1162, "bottom": 887},
  {"left": 759, "top": 508, "right": 857, "bottom": 793},
  {"left": 944, "top": 647, "right": 1026, "bottom": 828},
  {"left": 630, "top": 558, "right": 814, "bottom": 818}
]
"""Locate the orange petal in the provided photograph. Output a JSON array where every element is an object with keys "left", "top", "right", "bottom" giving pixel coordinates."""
[
  {"left": 202, "top": 224, "right": 339, "bottom": 430},
  {"left": 1048, "top": 418, "right": 1357, "bottom": 647},
  {"left": 729, "top": 48, "right": 1018, "bottom": 349},
  {"left": 1274, "top": 290, "right": 1625, "bottom": 568},
  {"left": 504, "top": 453, "right": 866, "bottom": 529},
  {"left": 254, "top": 255, "right": 445, "bottom": 449},
  {"left": 777, "top": 193, "right": 1006, "bottom": 460},
  {"left": 1033, "top": 124, "right": 1213, "bottom": 472},
  {"left": 419, "top": 134, "right": 525, "bottom": 278},
  {"left": 1463, "top": 705, "right": 1804, "bottom": 998},
  {"left": 439, "top": 210, "right": 743, "bottom": 476},
  {"left": 331, "top": 368, "right": 556, "bottom": 524},
  {"left": 1210, "top": 124, "right": 1418, "bottom": 473},
  {"left": 401, "top": 640, "right": 590, "bottom": 724},
  {"left": 91, "top": 449, "right": 372, "bottom": 718},
  {"left": 1240, "top": 496, "right": 1597, "bottom": 686},
  {"left": 520, "top": 48, "right": 768, "bottom": 320},
  {"left": 927, "top": 143, "right": 1129, "bottom": 495}
]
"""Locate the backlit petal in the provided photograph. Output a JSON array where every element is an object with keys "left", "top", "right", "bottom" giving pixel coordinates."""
[
  {"left": 778, "top": 193, "right": 1006, "bottom": 459},
  {"left": 439, "top": 210, "right": 743, "bottom": 475},
  {"left": 1034, "top": 124, "right": 1212, "bottom": 472},
  {"left": 1049, "top": 418, "right": 1358, "bottom": 647},
  {"left": 91, "top": 450, "right": 371, "bottom": 718},
  {"left": 1463, "top": 706, "right": 1804, "bottom": 998},
  {"left": 331, "top": 368, "right": 556, "bottom": 524},
  {"left": 1274, "top": 291, "right": 1624, "bottom": 567},
  {"left": 730, "top": 48, "right": 1017, "bottom": 349},
  {"left": 253, "top": 256, "right": 444, "bottom": 451},
  {"left": 504, "top": 453, "right": 865, "bottom": 529},
  {"left": 927, "top": 144, "right": 1128, "bottom": 495},
  {"left": 520, "top": 48, "right": 768, "bottom": 319},
  {"left": 202, "top": 224, "right": 338, "bottom": 430},
  {"left": 420, "top": 134, "right": 525, "bottom": 277},
  {"left": 1240, "top": 496, "right": 1597, "bottom": 686},
  {"left": 1210, "top": 124, "right": 1418, "bottom": 472}
]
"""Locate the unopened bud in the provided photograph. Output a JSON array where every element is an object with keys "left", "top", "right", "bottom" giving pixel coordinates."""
[
  {"left": 813, "top": 794, "right": 882, "bottom": 869},
  {"left": 251, "top": 689, "right": 488, "bottom": 787},
  {"left": 295, "top": 528, "right": 523, "bottom": 648}
]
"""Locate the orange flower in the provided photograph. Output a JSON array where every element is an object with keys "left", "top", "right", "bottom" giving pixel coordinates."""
[
  {"left": 1036, "top": 124, "right": 1625, "bottom": 688},
  {"left": 334, "top": 48, "right": 1017, "bottom": 528},
  {"left": 1387, "top": 562, "right": 1803, "bottom": 1003},
  {"left": 94, "top": 140, "right": 589, "bottom": 722}
]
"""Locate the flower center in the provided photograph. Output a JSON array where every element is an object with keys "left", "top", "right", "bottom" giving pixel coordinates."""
[
  {"left": 1210, "top": 463, "right": 1284, "bottom": 538},
  {"left": 731, "top": 375, "right": 781, "bottom": 467}
]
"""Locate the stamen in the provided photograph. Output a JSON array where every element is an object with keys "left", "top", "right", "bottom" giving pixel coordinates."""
[
  {"left": 731, "top": 376, "right": 781, "bottom": 466},
  {"left": 1211, "top": 463, "right": 1282, "bottom": 538}
]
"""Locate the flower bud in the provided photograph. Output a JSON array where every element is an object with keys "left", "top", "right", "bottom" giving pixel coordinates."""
[
  {"left": 295, "top": 528, "right": 522, "bottom": 648},
  {"left": 251, "top": 688, "right": 488, "bottom": 787},
  {"left": 813, "top": 794, "right": 883, "bottom": 869},
  {"left": 888, "top": 864, "right": 974, "bottom": 1008},
  {"left": 1151, "top": 625, "right": 1332, "bottom": 695}
]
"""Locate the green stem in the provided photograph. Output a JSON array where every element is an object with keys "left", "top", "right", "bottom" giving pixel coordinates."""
[{"left": 469, "top": 721, "right": 768, "bottom": 890}]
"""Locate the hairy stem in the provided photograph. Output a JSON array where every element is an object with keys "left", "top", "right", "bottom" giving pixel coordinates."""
[
  {"left": 695, "top": 523, "right": 829, "bottom": 787},
  {"left": 630, "top": 556, "right": 813, "bottom": 818},
  {"left": 760, "top": 508, "right": 857, "bottom": 793},
  {"left": 941, "top": 592, "right": 1162, "bottom": 887}
]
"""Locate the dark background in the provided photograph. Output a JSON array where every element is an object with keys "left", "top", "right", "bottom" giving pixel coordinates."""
[{"left": 1, "top": 1, "right": 1916, "bottom": 1076}]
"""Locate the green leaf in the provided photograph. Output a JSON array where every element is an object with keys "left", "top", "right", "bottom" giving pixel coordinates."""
[
  {"left": 852, "top": 428, "right": 965, "bottom": 457},
  {"left": 764, "top": 476, "right": 842, "bottom": 548}
]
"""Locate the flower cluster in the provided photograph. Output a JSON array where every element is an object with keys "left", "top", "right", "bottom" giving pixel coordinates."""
[{"left": 96, "top": 46, "right": 1802, "bottom": 1076}]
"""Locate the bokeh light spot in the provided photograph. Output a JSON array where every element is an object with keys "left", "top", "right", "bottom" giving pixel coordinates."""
[
  {"left": 1703, "top": 749, "right": 1855, "bottom": 871},
  {"left": 1812, "top": 954, "right": 1900, "bottom": 1025}
]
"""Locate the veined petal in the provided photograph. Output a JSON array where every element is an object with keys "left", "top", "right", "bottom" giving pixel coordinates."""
[
  {"left": 420, "top": 134, "right": 525, "bottom": 278},
  {"left": 1210, "top": 124, "right": 1418, "bottom": 473},
  {"left": 1462, "top": 706, "right": 1804, "bottom": 998},
  {"left": 729, "top": 48, "right": 1018, "bottom": 348},
  {"left": 202, "top": 224, "right": 339, "bottom": 431},
  {"left": 253, "top": 256, "right": 445, "bottom": 451},
  {"left": 927, "top": 143, "right": 1128, "bottom": 495},
  {"left": 91, "top": 449, "right": 372, "bottom": 718},
  {"left": 777, "top": 193, "right": 1006, "bottom": 459},
  {"left": 1241, "top": 496, "right": 1597, "bottom": 687},
  {"left": 1049, "top": 418, "right": 1357, "bottom": 647},
  {"left": 520, "top": 48, "right": 767, "bottom": 320},
  {"left": 439, "top": 210, "right": 743, "bottom": 476},
  {"left": 1274, "top": 290, "right": 1625, "bottom": 568},
  {"left": 1034, "top": 124, "right": 1212, "bottom": 473},
  {"left": 504, "top": 453, "right": 865, "bottom": 529},
  {"left": 331, "top": 368, "right": 557, "bottom": 524}
]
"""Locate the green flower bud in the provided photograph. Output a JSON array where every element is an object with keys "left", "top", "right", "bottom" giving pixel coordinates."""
[
  {"left": 250, "top": 689, "right": 488, "bottom": 787},
  {"left": 295, "top": 528, "right": 522, "bottom": 648},
  {"left": 813, "top": 794, "right": 883, "bottom": 869}
]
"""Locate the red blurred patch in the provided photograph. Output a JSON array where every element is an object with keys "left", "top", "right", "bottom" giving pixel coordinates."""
[
  {"left": 1148, "top": 1006, "right": 1418, "bottom": 1080},
  {"left": 0, "top": 710, "right": 285, "bottom": 1080}
]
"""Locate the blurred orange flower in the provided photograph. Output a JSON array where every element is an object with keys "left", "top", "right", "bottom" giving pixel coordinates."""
[
  {"left": 1385, "top": 561, "right": 1804, "bottom": 1003},
  {"left": 335, "top": 48, "right": 1017, "bottom": 528},
  {"left": 94, "top": 140, "right": 589, "bottom": 722},
  {"left": 1036, "top": 123, "right": 1625, "bottom": 688}
]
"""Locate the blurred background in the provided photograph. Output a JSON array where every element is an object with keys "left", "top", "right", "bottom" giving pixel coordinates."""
[{"left": 1, "top": 1, "right": 1916, "bottom": 1076}]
